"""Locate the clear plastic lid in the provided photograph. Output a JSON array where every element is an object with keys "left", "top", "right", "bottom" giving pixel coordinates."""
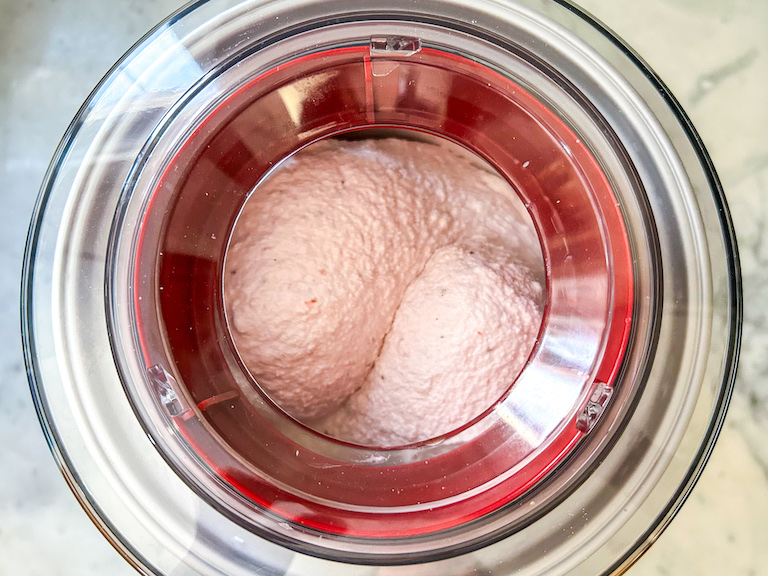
[{"left": 23, "top": 0, "right": 740, "bottom": 574}]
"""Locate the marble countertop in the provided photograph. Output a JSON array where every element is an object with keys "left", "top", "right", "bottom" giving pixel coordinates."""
[{"left": 1, "top": 0, "right": 766, "bottom": 574}]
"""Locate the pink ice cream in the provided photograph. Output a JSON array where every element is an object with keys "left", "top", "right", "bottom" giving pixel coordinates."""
[{"left": 224, "top": 137, "right": 544, "bottom": 446}]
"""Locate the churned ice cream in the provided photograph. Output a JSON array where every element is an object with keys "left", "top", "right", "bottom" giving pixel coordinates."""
[{"left": 224, "top": 137, "right": 544, "bottom": 446}]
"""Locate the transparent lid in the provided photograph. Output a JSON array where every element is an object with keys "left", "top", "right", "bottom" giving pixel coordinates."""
[{"left": 23, "top": 0, "right": 740, "bottom": 574}]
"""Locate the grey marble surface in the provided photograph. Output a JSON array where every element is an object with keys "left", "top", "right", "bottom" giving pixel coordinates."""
[{"left": 1, "top": 0, "right": 766, "bottom": 574}]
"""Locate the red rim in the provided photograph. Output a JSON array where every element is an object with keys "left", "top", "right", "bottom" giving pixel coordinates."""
[{"left": 132, "top": 45, "right": 633, "bottom": 538}]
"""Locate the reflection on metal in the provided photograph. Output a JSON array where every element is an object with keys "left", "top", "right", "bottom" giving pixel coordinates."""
[{"left": 277, "top": 72, "right": 338, "bottom": 126}]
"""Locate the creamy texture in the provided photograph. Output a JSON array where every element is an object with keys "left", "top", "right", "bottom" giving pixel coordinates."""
[{"left": 224, "top": 137, "right": 544, "bottom": 445}]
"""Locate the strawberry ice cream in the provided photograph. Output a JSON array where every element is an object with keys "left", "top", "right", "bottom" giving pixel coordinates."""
[{"left": 224, "top": 137, "right": 544, "bottom": 446}]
